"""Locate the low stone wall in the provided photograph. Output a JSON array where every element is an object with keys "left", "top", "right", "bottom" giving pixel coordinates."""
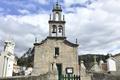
[
  {"left": 3, "top": 72, "right": 120, "bottom": 80},
  {"left": 91, "top": 73, "right": 120, "bottom": 80},
  {"left": 0, "top": 75, "right": 48, "bottom": 80},
  {"left": 0, "top": 72, "right": 52, "bottom": 80}
]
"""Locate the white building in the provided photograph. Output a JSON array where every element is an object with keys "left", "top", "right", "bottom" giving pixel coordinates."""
[
  {"left": 0, "top": 39, "right": 15, "bottom": 77},
  {"left": 107, "top": 55, "right": 116, "bottom": 72}
]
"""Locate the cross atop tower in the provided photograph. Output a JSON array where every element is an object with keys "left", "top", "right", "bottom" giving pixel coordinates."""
[{"left": 48, "top": 1, "right": 66, "bottom": 37}]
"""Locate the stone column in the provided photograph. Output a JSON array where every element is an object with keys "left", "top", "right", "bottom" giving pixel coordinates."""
[
  {"left": 80, "top": 60, "right": 86, "bottom": 77},
  {"left": 48, "top": 62, "right": 58, "bottom": 80}
]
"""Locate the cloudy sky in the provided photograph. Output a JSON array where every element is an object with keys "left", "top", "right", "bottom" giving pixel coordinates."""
[{"left": 0, "top": 0, "right": 120, "bottom": 57}]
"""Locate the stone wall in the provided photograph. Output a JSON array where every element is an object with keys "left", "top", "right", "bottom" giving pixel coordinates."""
[
  {"left": 91, "top": 73, "right": 120, "bottom": 80},
  {"left": 0, "top": 75, "right": 47, "bottom": 80},
  {"left": 0, "top": 72, "right": 57, "bottom": 80},
  {"left": 2, "top": 72, "right": 120, "bottom": 80}
]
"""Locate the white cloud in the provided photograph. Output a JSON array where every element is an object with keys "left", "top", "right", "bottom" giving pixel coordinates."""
[
  {"left": 100, "top": 0, "right": 120, "bottom": 15},
  {"left": 0, "top": 13, "right": 49, "bottom": 57},
  {"left": 0, "top": 0, "right": 120, "bottom": 56},
  {"left": 18, "top": 9, "right": 30, "bottom": 15},
  {"left": 64, "top": 0, "right": 84, "bottom": 6},
  {"left": 64, "top": 0, "right": 96, "bottom": 7},
  {"left": 65, "top": 0, "right": 120, "bottom": 55},
  {"left": 34, "top": 0, "right": 49, "bottom": 4}
]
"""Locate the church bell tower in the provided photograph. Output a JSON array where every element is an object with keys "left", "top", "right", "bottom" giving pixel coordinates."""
[{"left": 48, "top": 2, "right": 66, "bottom": 37}]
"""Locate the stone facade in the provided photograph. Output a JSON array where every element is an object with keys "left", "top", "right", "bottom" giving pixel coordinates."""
[{"left": 32, "top": 37, "right": 79, "bottom": 75}]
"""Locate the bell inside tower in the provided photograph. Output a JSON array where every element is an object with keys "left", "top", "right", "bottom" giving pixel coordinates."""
[
  {"left": 57, "top": 25, "right": 63, "bottom": 36},
  {"left": 52, "top": 25, "right": 57, "bottom": 33},
  {"left": 58, "top": 25, "right": 63, "bottom": 33}
]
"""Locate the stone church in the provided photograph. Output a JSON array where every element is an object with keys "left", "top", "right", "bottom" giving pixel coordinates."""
[{"left": 32, "top": 2, "right": 79, "bottom": 76}]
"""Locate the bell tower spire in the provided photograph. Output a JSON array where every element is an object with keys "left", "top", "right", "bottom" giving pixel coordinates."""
[{"left": 48, "top": 1, "right": 66, "bottom": 37}]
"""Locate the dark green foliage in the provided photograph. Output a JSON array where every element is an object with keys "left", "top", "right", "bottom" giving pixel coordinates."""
[
  {"left": 17, "top": 48, "right": 34, "bottom": 67},
  {"left": 78, "top": 54, "right": 110, "bottom": 70}
]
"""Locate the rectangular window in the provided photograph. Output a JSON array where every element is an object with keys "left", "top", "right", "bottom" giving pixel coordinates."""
[{"left": 55, "top": 47, "right": 59, "bottom": 56}]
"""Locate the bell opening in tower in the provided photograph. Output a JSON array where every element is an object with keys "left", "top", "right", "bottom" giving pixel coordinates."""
[
  {"left": 48, "top": 1, "right": 66, "bottom": 38},
  {"left": 55, "top": 13, "right": 59, "bottom": 21}
]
